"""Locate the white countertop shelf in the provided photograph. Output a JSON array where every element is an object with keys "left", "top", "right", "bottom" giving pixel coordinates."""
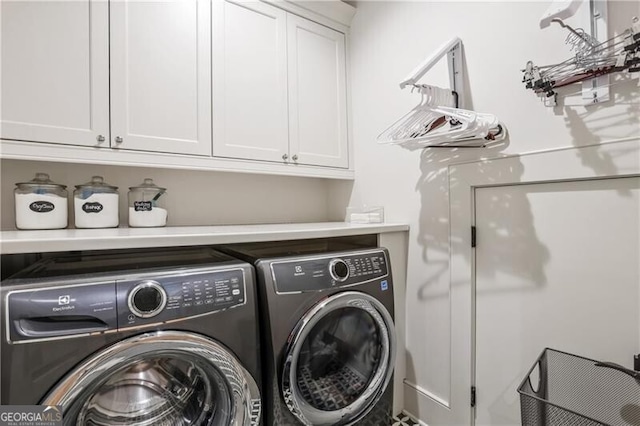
[{"left": 0, "top": 222, "right": 409, "bottom": 254}]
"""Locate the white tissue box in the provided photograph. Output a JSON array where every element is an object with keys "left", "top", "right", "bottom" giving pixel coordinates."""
[{"left": 346, "top": 206, "right": 384, "bottom": 224}]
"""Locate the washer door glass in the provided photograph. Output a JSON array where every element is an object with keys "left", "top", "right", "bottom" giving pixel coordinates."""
[
  {"left": 42, "top": 331, "right": 261, "bottom": 426},
  {"left": 77, "top": 353, "right": 229, "bottom": 425},
  {"left": 282, "top": 292, "right": 396, "bottom": 425}
]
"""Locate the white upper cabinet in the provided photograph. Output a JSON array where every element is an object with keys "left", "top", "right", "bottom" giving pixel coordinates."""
[
  {"left": 287, "top": 14, "right": 348, "bottom": 169},
  {"left": 110, "top": 0, "right": 212, "bottom": 156},
  {"left": 0, "top": 0, "right": 354, "bottom": 178},
  {"left": 212, "top": 1, "right": 288, "bottom": 162},
  {"left": 212, "top": 2, "right": 349, "bottom": 169},
  {"left": 0, "top": 0, "right": 109, "bottom": 147}
]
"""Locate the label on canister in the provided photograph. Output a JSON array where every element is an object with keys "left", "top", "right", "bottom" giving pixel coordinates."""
[
  {"left": 29, "top": 201, "right": 55, "bottom": 213},
  {"left": 82, "top": 202, "right": 104, "bottom": 213},
  {"left": 134, "top": 201, "right": 153, "bottom": 212}
]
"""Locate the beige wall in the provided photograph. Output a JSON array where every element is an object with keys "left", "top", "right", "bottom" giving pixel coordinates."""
[{"left": 1, "top": 160, "right": 331, "bottom": 230}]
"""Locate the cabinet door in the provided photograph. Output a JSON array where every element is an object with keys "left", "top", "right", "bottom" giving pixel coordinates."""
[
  {"left": 287, "top": 15, "right": 348, "bottom": 169},
  {"left": 1, "top": 0, "right": 109, "bottom": 147},
  {"left": 212, "top": 0, "right": 288, "bottom": 162},
  {"left": 110, "top": 0, "right": 211, "bottom": 156}
]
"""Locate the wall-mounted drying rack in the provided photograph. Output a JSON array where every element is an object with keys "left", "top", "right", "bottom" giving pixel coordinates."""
[
  {"left": 523, "top": 0, "right": 640, "bottom": 106},
  {"left": 377, "top": 37, "right": 506, "bottom": 149}
]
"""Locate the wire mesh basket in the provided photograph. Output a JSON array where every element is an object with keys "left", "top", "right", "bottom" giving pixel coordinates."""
[{"left": 518, "top": 348, "right": 640, "bottom": 426}]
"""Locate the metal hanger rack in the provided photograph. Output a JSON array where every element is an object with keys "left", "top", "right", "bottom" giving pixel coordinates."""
[
  {"left": 377, "top": 38, "right": 506, "bottom": 149},
  {"left": 523, "top": 0, "right": 640, "bottom": 106}
]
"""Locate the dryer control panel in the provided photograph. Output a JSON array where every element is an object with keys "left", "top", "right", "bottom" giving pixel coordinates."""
[{"left": 270, "top": 249, "right": 389, "bottom": 294}]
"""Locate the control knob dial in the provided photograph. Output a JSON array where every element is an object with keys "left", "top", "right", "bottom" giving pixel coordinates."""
[
  {"left": 128, "top": 281, "right": 167, "bottom": 318},
  {"left": 329, "top": 259, "right": 350, "bottom": 282}
]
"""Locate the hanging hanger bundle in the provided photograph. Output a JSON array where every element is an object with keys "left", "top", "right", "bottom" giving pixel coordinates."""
[
  {"left": 377, "top": 37, "right": 506, "bottom": 149},
  {"left": 377, "top": 85, "right": 504, "bottom": 149},
  {"left": 522, "top": 16, "right": 640, "bottom": 100}
]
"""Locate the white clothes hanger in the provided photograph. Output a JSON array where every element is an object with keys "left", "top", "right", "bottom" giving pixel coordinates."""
[
  {"left": 409, "top": 106, "right": 504, "bottom": 145},
  {"left": 378, "top": 86, "right": 504, "bottom": 147},
  {"left": 378, "top": 38, "right": 506, "bottom": 148},
  {"left": 377, "top": 85, "right": 456, "bottom": 144}
]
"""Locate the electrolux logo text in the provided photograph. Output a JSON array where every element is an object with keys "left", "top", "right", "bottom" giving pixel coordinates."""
[
  {"left": 0, "top": 405, "right": 62, "bottom": 426},
  {"left": 53, "top": 295, "right": 76, "bottom": 313}
]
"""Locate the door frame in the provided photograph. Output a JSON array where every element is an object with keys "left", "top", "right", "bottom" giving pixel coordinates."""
[{"left": 448, "top": 136, "right": 640, "bottom": 425}]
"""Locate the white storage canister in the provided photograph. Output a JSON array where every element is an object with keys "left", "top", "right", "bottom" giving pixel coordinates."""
[
  {"left": 14, "top": 173, "right": 68, "bottom": 230},
  {"left": 128, "top": 178, "right": 168, "bottom": 228},
  {"left": 74, "top": 176, "right": 119, "bottom": 228}
]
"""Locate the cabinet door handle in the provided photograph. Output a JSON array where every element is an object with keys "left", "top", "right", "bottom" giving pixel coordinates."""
[
  {"left": 96, "top": 135, "right": 106, "bottom": 143},
  {"left": 115, "top": 136, "right": 123, "bottom": 144},
  {"left": 292, "top": 154, "right": 298, "bottom": 161},
  {"left": 282, "top": 154, "right": 288, "bottom": 161}
]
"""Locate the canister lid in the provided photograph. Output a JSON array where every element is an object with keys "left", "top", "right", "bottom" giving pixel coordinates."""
[
  {"left": 75, "top": 176, "right": 118, "bottom": 191},
  {"left": 129, "top": 178, "right": 166, "bottom": 192},
  {"left": 15, "top": 173, "right": 67, "bottom": 190}
]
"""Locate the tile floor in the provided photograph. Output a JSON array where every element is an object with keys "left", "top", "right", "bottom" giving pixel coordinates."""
[{"left": 391, "top": 413, "right": 420, "bottom": 426}]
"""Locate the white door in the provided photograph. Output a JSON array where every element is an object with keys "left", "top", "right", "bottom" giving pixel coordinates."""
[
  {"left": 110, "top": 0, "right": 211, "bottom": 156},
  {"left": 0, "top": 0, "right": 109, "bottom": 147},
  {"left": 212, "top": 0, "right": 288, "bottom": 163},
  {"left": 287, "top": 14, "right": 349, "bottom": 169},
  {"left": 474, "top": 177, "right": 640, "bottom": 425}
]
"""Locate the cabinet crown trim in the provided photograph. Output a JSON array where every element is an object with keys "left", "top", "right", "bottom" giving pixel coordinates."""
[{"left": 263, "top": 0, "right": 356, "bottom": 31}]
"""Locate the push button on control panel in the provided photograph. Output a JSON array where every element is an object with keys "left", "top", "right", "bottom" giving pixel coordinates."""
[
  {"left": 346, "top": 254, "right": 387, "bottom": 279},
  {"left": 176, "top": 275, "right": 244, "bottom": 310}
]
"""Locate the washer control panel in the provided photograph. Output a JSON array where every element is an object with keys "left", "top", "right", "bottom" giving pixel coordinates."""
[
  {"left": 270, "top": 249, "right": 389, "bottom": 294},
  {"left": 117, "top": 268, "right": 246, "bottom": 328},
  {"left": 4, "top": 268, "right": 246, "bottom": 343}
]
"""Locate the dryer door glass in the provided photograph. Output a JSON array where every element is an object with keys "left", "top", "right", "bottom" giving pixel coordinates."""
[
  {"left": 296, "top": 306, "right": 381, "bottom": 409},
  {"left": 42, "top": 331, "right": 261, "bottom": 426},
  {"left": 282, "top": 291, "right": 396, "bottom": 425}
]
